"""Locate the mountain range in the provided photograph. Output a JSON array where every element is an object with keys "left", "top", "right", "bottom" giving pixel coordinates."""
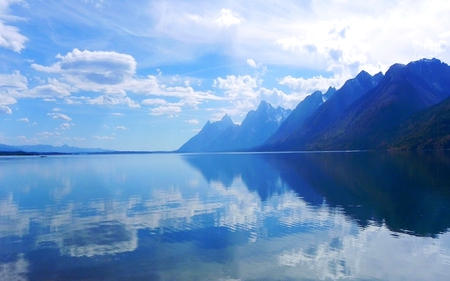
[
  {"left": 0, "top": 144, "right": 111, "bottom": 154},
  {"left": 178, "top": 101, "right": 292, "bottom": 152},
  {"left": 180, "top": 58, "right": 450, "bottom": 152}
]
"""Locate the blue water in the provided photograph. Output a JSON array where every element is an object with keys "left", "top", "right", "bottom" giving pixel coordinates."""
[{"left": 1, "top": 152, "right": 450, "bottom": 280}]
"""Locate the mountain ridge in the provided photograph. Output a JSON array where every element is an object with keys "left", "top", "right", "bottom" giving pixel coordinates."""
[
  {"left": 177, "top": 101, "right": 291, "bottom": 152},
  {"left": 0, "top": 143, "right": 112, "bottom": 154}
]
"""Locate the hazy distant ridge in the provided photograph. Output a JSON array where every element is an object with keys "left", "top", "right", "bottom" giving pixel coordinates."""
[{"left": 0, "top": 144, "right": 112, "bottom": 154}]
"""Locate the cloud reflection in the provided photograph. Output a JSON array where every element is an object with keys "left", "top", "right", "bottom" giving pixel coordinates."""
[{"left": 0, "top": 153, "right": 449, "bottom": 280}]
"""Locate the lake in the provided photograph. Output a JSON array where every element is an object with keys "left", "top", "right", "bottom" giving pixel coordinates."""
[{"left": 1, "top": 151, "right": 450, "bottom": 280}]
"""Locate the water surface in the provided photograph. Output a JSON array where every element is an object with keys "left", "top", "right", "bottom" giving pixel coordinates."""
[{"left": 1, "top": 152, "right": 450, "bottom": 280}]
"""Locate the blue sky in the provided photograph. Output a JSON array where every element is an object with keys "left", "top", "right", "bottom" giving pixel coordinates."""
[{"left": 0, "top": 0, "right": 449, "bottom": 151}]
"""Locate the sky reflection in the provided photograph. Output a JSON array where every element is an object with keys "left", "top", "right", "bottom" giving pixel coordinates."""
[{"left": 0, "top": 153, "right": 449, "bottom": 280}]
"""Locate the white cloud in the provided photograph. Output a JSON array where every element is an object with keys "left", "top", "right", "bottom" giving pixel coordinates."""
[
  {"left": 29, "top": 84, "right": 71, "bottom": 98},
  {"left": 0, "top": 71, "right": 27, "bottom": 91},
  {"left": 86, "top": 95, "right": 140, "bottom": 108},
  {"left": 16, "top": 117, "right": 29, "bottom": 122},
  {"left": 184, "top": 119, "right": 199, "bottom": 124},
  {"left": 48, "top": 113, "right": 72, "bottom": 121},
  {"left": 278, "top": 75, "right": 346, "bottom": 99},
  {"left": 114, "top": 126, "right": 127, "bottom": 130},
  {"left": 34, "top": 1, "right": 450, "bottom": 74},
  {"left": 0, "top": 71, "right": 74, "bottom": 110},
  {"left": 0, "top": 0, "right": 28, "bottom": 52},
  {"left": 92, "top": 135, "right": 115, "bottom": 140},
  {"left": 111, "top": 112, "right": 124, "bottom": 116},
  {"left": 58, "top": 122, "right": 72, "bottom": 130},
  {"left": 64, "top": 98, "right": 82, "bottom": 105},
  {"left": 32, "top": 49, "right": 136, "bottom": 85},
  {"left": 256, "top": 87, "right": 304, "bottom": 109},
  {"left": 35, "top": 131, "right": 60, "bottom": 140},
  {"left": 414, "top": 38, "right": 448, "bottom": 56},
  {"left": 150, "top": 105, "right": 182, "bottom": 116},
  {"left": 216, "top": 8, "right": 241, "bottom": 27},
  {"left": 211, "top": 73, "right": 310, "bottom": 120},
  {"left": 0, "top": 104, "right": 12, "bottom": 114},
  {"left": 0, "top": 71, "right": 27, "bottom": 108},
  {"left": 30, "top": 50, "right": 222, "bottom": 113},
  {"left": 246, "top": 59, "right": 257, "bottom": 68},
  {"left": 141, "top": 98, "right": 167, "bottom": 106},
  {"left": 214, "top": 75, "right": 259, "bottom": 99}
]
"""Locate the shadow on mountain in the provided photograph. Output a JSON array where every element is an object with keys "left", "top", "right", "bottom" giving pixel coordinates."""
[{"left": 183, "top": 152, "right": 450, "bottom": 237}]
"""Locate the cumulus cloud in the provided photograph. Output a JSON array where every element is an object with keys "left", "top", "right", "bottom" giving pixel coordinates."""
[
  {"left": 114, "top": 126, "right": 127, "bottom": 130},
  {"left": 48, "top": 113, "right": 72, "bottom": 121},
  {"left": 0, "top": 0, "right": 28, "bottom": 52},
  {"left": 278, "top": 75, "right": 346, "bottom": 98},
  {"left": 30, "top": 49, "right": 222, "bottom": 112},
  {"left": 32, "top": 49, "right": 136, "bottom": 85},
  {"left": 246, "top": 59, "right": 257, "bottom": 68},
  {"left": 16, "top": 117, "right": 29, "bottom": 122},
  {"left": 211, "top": 73, "right": 308, "bottom": 119},
  {"left": 0, "top": 71, "right": 28, "bottom": 108},
  {"left": 86, "top": 95, "right": 140, "bottom": 108},
  {"left": 216, "top": 8, "right": 241, "bottom": 27},
  {"left": 184, "top": 119, "right": 199, "bottom": 124},
  {"left": 0, "top": 71, "right": 74, "bottom": 111},
  {"left": 150, "top": 105, "right": 182, "bottom": 116},
  {"left": 35, "top": 131, "right": 61, "bottom": 140},
  {"left": 214, "top": 75, "right": 259, "bottom": 99},
  {"left": 92, "top": 135, "right": 115, "bottom": 140},
  {"left": 29, "top": 84, "right": 71, "bottom": 98},
  {"left": 141, "top": 98, "right": 168, "bottom": 106},
  {"left": 0, "top": 104, "right": 12, "bottom": 114},
  {"left": 58, "top": 122, "right": 73, "bottom": 130},
  {"left": 0, "top": 71, "right": 27, "bottom": 91},
  {"left": 413, "top": 38, "right": 448, "bottom": 56}
]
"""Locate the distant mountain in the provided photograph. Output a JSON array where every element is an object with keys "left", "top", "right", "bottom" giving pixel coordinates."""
[
  {"left": 264, "top": 87, "right": 336, "bottom": 147},
  {"left": 177, "top": 114, "right": 236, "bottom": 152},
  {"left": 14, "top": 144, "right": 112, "bottom": 153},
  {"left": 0, "top": 144, "right": 113, "bottom": 154},
  {"left": 262, "top": 70, "right": 383, "bottom": 150},
  {"left": 177, "top": 101, "right": 291, "bottom": 152},
  {"left": 0, "top": 143, "right": 21, "bottom": 152},
  {"left": 207, "top": 101, "right": 291, "bottom": 151}
]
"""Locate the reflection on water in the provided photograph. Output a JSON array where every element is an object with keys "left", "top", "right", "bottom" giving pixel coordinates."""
[{"left": 0, "top": 152, "right": 450, "bottom": 280}]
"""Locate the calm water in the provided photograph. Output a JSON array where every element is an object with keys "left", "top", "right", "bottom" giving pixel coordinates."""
[{"left": 1, "top": 152, "right": 450, "bottom": 281}]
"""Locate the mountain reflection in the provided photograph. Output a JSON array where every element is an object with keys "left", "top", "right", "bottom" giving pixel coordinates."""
[
  {"left": 184, "top": 151, "right": 450, "bottom": 237},
  {"left": 183, "top": 153, "right": 290, "bottom": 200},
  {"left": 1, "top": 153, "right": 450, "bottom": 280}
]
